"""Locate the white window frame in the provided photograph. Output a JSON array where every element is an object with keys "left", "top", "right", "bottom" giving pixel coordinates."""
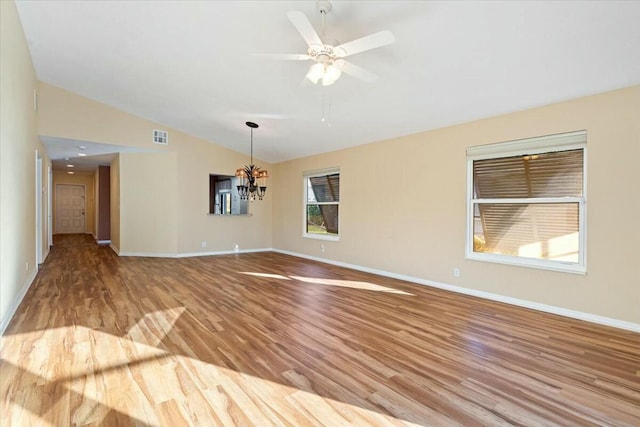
[
  {"left": 466, "top": 131, "right": 587, "bottom": 274},
  {"left": 303, "top": 168, "right": 340, "bottom": 241}
]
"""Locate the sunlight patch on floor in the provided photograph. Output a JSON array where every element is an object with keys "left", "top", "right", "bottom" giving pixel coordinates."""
[
  {"left": 240, "top": 271, "right": 291, "bottom": 280},
  {"left": 126, "top": 306, "right": 186, "bottom": 347},
  {"left": 289, "top": 276, "right": 414, "bottom": 296},
  {"left": 240, "top": 271, "right": 414, "bottom": 296},
  {"left": 5, "top": 402, "right": 54, "bottom": 427},
  {"left": 1, "top": 318, "right": 422, "bottom": 426}
]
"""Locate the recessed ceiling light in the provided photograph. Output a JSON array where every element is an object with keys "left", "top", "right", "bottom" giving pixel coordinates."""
[
  {"left": 66, "top": 164, "right": 74, "bottom": 168},
  {"left": 78, "top": 145, "right": 86, "bottom": 150},
  {"left": 67, "top": 171, "right": 75, "bottom": 174},
  {"left": 78, "top": 153, "right": 87, "bottom": 157}
]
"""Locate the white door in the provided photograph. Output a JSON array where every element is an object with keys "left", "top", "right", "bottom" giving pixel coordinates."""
[{"left": 56, "top": 184, "right": 86, "bottom": 234}]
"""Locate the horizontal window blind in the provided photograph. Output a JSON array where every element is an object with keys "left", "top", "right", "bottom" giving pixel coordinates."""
[
  {"left": 308, "top": 173, "right": 340, "bottom": 203},
  {"left": 475, "top": 203, "right": 579, "bottom": 261},
  {"left": 474, "top": 149, "right": 583, "bottom": 199}
]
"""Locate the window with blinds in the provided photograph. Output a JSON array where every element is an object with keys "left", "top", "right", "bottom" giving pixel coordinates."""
[
  {"left": 304, "top": 169, "right": 340, "bottom": 240},
  {"left": 466, "top": 131, "right": 586, "bottom": 273}
]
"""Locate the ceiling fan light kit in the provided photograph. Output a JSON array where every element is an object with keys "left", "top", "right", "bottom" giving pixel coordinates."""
[
  {"left": 263, "top": 0, "right": 395, "bottom": 86},
  {"left": 306, "top": 62, "right": 341, "bottom": 86}
]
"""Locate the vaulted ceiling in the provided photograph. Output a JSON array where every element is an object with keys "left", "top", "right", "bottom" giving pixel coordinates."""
[{"left": 16, "top": 1, "right": 640, "bottom": 163}]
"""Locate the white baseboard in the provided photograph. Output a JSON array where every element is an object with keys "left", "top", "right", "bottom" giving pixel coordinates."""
[
  {"left": 117, "top": 251, "right": 178, "bottom": 257},
  {"left": 115, "top": 248, "right": 273, "bottom": 258},
  {"left": 0, "top": 268, "right": 38, "bottom": 336},
  {"left": 176, "top": 248, "right": 272, "bottom": 258},
  {"left": 273, "top": 249, "right": 640, "bottom": 333},
  {"left": 96, "top": 240, "right": 111, "bottom": 245}
]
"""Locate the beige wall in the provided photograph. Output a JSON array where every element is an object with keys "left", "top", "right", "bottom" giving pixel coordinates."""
[
  {"left": 95, "top": 165, "right": 111, "bottom": 241},
  {"left": 175, "top": 136, "right": 272, "bottom": 254},
  {"left": 52, "top": 170, "right": 96, "bottom": 236},
  {"left": 37, "top": 83, "right": 273, "bottom": 255},
  {"left": 0, "top": 0, "right": 50, "bottom": 329},
  {"left": 119, "top": 152, "right": 178, "bottom": 254},
  {"left": 273, "top": 86, "right": 640, "bottom": 325}
]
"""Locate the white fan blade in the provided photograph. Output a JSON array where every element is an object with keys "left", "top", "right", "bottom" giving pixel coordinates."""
[
  {"left": 287, "top": 11, "right": 323, "bottom": 48},
  {"left": 338, "top": 60, "right": 379, "bottom": 83},
  {"left": 251, "top": 54, "right": 311, "bottom": 61},
  {"left": 334, "top": 30, "right": 395, "bottom": 58}
]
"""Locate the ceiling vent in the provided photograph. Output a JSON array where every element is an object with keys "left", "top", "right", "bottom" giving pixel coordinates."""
[{"left": 153, "top": 130, "right": 168, "bottom": 145}]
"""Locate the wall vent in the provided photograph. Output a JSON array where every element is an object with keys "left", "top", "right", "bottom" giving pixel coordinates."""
[{"left": 153, "top": 130, "right": 169, "bottom": 145}]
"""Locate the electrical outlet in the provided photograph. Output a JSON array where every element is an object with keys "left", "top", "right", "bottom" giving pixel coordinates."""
[
  {"left": 321, "top": 244, "right": 325, "bottom": 253},
  {"left": 234, "top": 244, "right": 239, "bottom": 253},
  {"left": 453, "top": 267, "right": 460, "bottom": 277},
  {"left": 26, "top": 261, "right": 29, "bottom": 272},
  {"left": 201, "top": 240, "right": 207, "bottom": 248}
]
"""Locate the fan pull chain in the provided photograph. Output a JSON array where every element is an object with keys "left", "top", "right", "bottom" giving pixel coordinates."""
[
  {"left": 321, "top": 88, "right": 325, "bottom": 123},
  {"left": 321, "top": 86, "right": 332, "bottom": 126}
]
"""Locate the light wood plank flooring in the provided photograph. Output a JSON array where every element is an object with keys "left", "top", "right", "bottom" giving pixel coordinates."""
[{"left": 1, "top": 234, "right": 639, "bottom": 426}]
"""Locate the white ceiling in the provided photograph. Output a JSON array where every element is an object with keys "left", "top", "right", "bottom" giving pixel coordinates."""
[{"left": 16, "top": 1, "right": 640, "bottom": 164}]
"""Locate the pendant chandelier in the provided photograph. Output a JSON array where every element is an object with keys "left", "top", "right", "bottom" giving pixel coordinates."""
[{"left": 235, "top": 122, "right": 268, "bottom": 200}]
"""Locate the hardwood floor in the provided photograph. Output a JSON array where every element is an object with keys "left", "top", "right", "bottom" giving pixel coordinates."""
[{"left": 1, "top": 234, "right": 639, "bottom": 426}]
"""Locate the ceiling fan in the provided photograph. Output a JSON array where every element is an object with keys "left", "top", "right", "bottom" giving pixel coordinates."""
[{"left": 259, "top": 0, "right": 395, "bottom": 86}]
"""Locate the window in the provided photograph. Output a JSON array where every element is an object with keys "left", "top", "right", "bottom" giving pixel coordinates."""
[
  {"left": 466, "top": 131, "right": 586, "bottom": 273},
  {"left": 304, "top": 169, "right": 340, "bottom": 240}
]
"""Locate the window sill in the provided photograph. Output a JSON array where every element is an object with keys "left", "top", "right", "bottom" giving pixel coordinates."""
[
  {"left": 303, "top": 233, "right": 340, "bottom": 242},
  {"left": 465, "top": 252, "right": 586, "bottom": 274}
]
